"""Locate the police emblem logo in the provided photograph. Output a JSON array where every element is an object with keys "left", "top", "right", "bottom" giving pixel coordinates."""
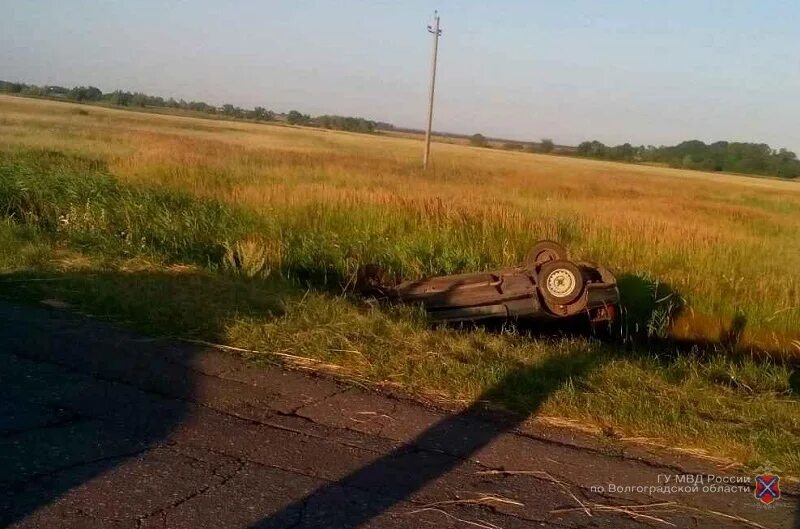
[{"left": 754, "top": 473, "right": 780, "bottom": 505}]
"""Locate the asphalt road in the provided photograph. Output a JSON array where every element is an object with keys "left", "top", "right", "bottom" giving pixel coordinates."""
[{"left": 0, "top": 301, "right": 796, "bottom": 528}]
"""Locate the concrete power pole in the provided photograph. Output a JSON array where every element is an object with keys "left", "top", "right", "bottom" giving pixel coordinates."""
[{"left": 423, "top": 11, "right": 441, "bottom": 170}]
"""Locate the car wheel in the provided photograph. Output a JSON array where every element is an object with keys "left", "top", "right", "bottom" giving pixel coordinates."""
[
  {"left": 525, "top": 240, "right": 567, "bottom": 271},
  {"left": 538, "top": 260, "right": 584, "bottom": 305}
]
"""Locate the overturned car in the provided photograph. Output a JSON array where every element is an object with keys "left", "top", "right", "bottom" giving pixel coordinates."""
[{"left": 358, "top": 241, "right": 619, "bottom": 325}]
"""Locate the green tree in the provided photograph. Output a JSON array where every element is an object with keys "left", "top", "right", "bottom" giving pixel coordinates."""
[
  {"left": 251, "top": 106, "right": 274, "bottom": 121},
  {"left": 287, "top": 110, "right": 310, "bottom": 125},
  {"left": 106, "top": 90, "right": 132, "bottom": 106},
  {"left": 469, "top": 133, "right": 488, "bottom": 147},
  {"left": 577, "top": 140, "right": 607, "bottom": 158},
  {"left": 539, "top": 138, "right": 555, "bottom": 153},
  {"left": 130, "top": 93, "right": 148, "bottom": 107},
  {"left": 314, "top": 115, "right": 376, "bottom": 133},
  {"left": 221, "top": 104, "right": 246, "bottom": 118},
  {"left": 3, "top": 82, "right": 25, "bottom": 93},
  {"left": 67, "top": 86, "right": 102, "bottom": 102}
]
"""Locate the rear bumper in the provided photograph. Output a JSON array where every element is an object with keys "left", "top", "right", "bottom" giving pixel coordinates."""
[{"left": 585, "top": 284, "right": 620, "bottom": 322}]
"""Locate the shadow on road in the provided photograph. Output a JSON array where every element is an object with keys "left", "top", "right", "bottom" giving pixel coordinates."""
[
  {"left": 0, "top": 311, "right": 194, "bottom": 525},
  {"left": 250, "top": 349, "right": 601, "bottom": 528},
  {"left": 0, "top": 269, "right": 287, "bottom": 526},
  {"left": 1, "top": 267, "right": 797, "bottom": 528}
]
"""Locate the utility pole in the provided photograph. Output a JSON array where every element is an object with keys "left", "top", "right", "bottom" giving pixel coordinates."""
[{"left": 423, "top": 10, "right": 441, "bottom": 170}]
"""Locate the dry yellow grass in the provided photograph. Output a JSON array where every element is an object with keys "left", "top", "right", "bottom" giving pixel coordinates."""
[{"left": 2, "top": 94, "right": 799, "bottom": 351}]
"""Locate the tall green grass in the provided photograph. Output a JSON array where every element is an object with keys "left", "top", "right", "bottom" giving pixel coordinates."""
[
  {"left": 0, "top": 153, "right": 562, "bottom": 286},
  {"left": 0, "top": 152, "right": 262, "bottom": 266}
]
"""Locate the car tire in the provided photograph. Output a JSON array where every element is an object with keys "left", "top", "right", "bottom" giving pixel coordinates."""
[
  {"left": 525, "top": 240, "right": 568, "bottom": 271},
  {"left": 538, "top": 260, "right": 584, "bottom": 305}
]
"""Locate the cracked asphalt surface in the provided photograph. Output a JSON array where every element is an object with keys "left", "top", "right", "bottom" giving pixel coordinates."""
[{"left": 1, "top": 301, "right": 796, "bottom": 528}]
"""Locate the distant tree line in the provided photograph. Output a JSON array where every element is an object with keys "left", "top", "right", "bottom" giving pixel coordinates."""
[
  {"left": 576, "top": 139, "right": 800, "bottom": 179},
  {"left": 5, "top": 80, "right": 797, "bottom": 179},
  {"left": 0, "top": 80, "right": 389, "bottom": 134},
  {"left": 314, "top": 115, "right": 376, "bottom": 133},
  {"left": 471, "top": 134, "right": 556, "bottom": 154}
]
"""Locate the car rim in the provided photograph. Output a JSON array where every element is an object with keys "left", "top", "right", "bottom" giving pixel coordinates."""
[{"left": 546, "top": 268, "right": 577, "bottom": 298}]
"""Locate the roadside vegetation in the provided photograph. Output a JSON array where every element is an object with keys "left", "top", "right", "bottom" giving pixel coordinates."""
[{"left": 1, "top": 95, "right": 799, "bottom": 475}]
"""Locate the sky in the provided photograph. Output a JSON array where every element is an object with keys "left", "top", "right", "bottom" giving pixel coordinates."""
[{"left": 2, "top": 1, "right": 800, "bottom": 150}]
